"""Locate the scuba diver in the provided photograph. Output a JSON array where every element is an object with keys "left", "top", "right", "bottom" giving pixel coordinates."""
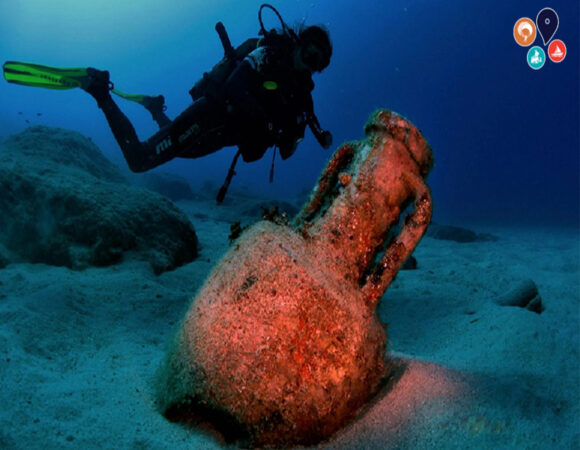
[{"left": 3, "top": 4, "right": 333, "bottom": 202}]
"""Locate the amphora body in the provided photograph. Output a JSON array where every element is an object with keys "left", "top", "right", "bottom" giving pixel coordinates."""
[{"left": 156, "top": 110, "right": 434, "bottom": 447}]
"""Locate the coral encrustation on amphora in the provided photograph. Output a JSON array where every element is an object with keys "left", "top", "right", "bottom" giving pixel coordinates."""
[{"left": 155, "top": 110, "right": 434, "bottom": 447}]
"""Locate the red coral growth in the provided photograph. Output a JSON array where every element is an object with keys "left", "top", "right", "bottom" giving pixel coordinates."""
[{"left": 156, "top": 110, "right": 434, "bottom": 447}]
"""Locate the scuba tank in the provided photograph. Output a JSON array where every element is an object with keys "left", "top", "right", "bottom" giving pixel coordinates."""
[
  {"left": 189, "top": 24, "right": 257, "bottom": 101},
  {"left": 189, "top": 4, "right": 296, "bottom": 102}
]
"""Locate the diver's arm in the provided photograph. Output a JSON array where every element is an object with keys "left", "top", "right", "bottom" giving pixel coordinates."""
[
  {"left": 298, "top": 92, "right": 331, "bottom": 149},
  {"left": 307, "top": 111, "right": 333, "bottom": 149}
]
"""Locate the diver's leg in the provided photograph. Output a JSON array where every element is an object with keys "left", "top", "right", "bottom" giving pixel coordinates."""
[
  {"left": 95, "top": 95, "right": 173, "bottom": 172},
  {"left": 83, "top": 69, "right": 227, "bottom": 172},
  {"left": 82, "top": 69, "right": 205, "bottom": 172},
  {"left": 142, "top": 95, "right": 171, "bottom": 129},
  {"left": 82, "top": 69, "right": 160, "bottom": 171}
]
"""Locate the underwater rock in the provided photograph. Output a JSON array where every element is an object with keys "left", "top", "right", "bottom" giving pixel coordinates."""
[
  {"left": 402, "top": 255, "right": 418, "bottom": 270},
  {"left": 132, "top": 171, "right": 196, "bottom": 201},
  {"left": 495, "top": 279, "right": 544, "bottom": 314},
  {"left": 0, "top": 126, "right": 198, "bottom": 273},
  {"left": 156, "top": 110, "right": 434, "bottom": 447},
  {"left": 1, "top": 126, "right": 126, "bottom": 183},
  {"left": 427, "top": 223, "right": 499, "bottom": 243},
  {"left": 0, "top": 243, "right": 9, "bottom": 269}
]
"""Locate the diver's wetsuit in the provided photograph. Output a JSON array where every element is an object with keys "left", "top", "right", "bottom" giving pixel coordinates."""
[{"left": 91, "top": 34, "right": 318, "bottom": 173}]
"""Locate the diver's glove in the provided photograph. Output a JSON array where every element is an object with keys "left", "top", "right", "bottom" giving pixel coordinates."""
[
  {"left": 317, "top": 130, "right": 333, "bottom": 149},
  {"left": 306, "top": 113, "right": 332, "bottom": 149}
]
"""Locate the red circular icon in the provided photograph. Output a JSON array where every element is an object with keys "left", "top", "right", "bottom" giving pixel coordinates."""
[{"left": 548, "top": 39, "right": 566, "bottom": 63}]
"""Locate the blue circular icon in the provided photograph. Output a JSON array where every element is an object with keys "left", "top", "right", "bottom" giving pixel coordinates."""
[{"left": 527, "top": 46, "right": 546, "bottom": 70}]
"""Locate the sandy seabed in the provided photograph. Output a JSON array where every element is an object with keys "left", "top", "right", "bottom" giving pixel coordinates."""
[{"left": 0, "top": 194, "right": 578, "bottom": 449}]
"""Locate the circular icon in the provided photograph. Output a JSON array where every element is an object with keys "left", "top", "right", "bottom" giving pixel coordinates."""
[
  {"left": 548, "top": 39, "right": 566, "bottom": 63},
  {"left": 527, "top": 46, "right": 546, "bottom": 70},
  {"left": 514, "top": 17, "right": 536, "bottom": 46}
]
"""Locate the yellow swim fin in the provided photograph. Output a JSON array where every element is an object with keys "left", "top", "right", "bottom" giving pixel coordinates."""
[
  {"left": 4, "top": 61, "right": 163, "bottom": 111},
  {"left": 3, "top": 61, "right": 89, "bottom": 90}
]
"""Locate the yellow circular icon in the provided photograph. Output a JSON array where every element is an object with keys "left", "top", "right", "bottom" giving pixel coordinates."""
[{"left": 514, "top": 17, "right": 537, "bottom": 47}]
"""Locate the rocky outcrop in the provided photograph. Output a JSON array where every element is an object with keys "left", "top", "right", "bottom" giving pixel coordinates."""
[
  {"left": 1, "top": 126, "right": 125, "bottom": 183},
  {"left": 495, "top": 278, "right": 544, "bottom": 314},
  {"left": 427, "top": 223, "right": 499, "bottom": 243},
  {"left": 132, "top": 172, "right": 196, "bottom": 201},
  {"left": 0, "top": 243, "right": 8, "bottom": 269},
  {"left": 0, "top": 126, "right": 198, "bottom": 273}
]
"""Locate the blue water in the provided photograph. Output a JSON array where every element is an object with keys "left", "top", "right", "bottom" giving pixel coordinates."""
[{"left": 0, "top": 0, "right": 578, "bottom": 226}]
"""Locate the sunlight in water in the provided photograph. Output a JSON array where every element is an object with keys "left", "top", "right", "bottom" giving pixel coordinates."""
[{"left": 0, "top": 0, "right": 218, "bottom": 61}]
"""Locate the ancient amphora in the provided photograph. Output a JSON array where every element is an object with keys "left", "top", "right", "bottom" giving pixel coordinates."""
[{"left": 156, "top": 110, "right": 434, "bottom": 447}]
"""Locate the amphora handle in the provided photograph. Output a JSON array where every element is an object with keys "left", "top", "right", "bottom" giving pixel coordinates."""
[{"left": 362, "top": 173, "right": 432, "bottom": 304}]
